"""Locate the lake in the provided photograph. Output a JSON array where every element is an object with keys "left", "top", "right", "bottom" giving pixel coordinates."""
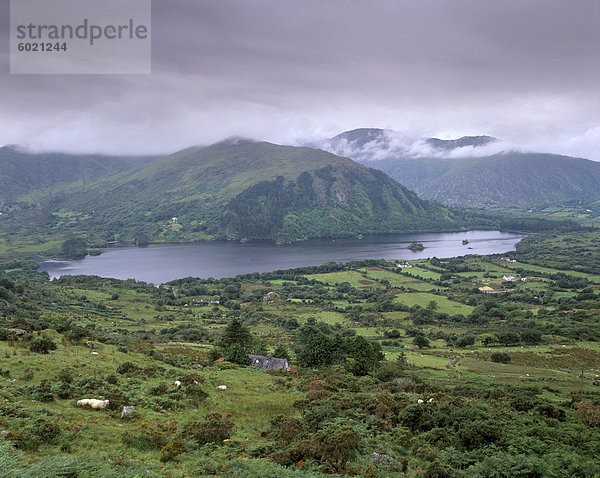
[{"left": 39, "top": 230, "right": 525, "bottom": 284}]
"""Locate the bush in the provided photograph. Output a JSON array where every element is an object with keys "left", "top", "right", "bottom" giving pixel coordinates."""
[
  {"left": 314, "top": 421, "right": 361, "bottom": 472},
  {"left": 56, "top": 367, "right": 75, "bottom": 384},
  {"left": 74, "top": 377, "right": 106, "bottom": 394},
  {"left": 61, "top": 237, "right": 87, "bottom": 259},
  {"left": 29, "top": 338, "right": 57, "bottom": 354},
  {"left": 185, "top": 383, "right": 208, "bottom": 400},
  {"left": 490, "top": 352, "right": 511, "bottom": 364},
  {"left": 116, "top": 361, "right": 141, "bottom": 374},
  {"left": 30, "top": 380, "right": 54, "bottom": 402},
  {"left": 150, "top": 383, "right": 170, "bottom": 396},
  {"left": 10, "top": 418, "right": 61, "bottom": 450},
  {"left": 374, "top": 363, "right": 406, "bottom": 382},
  {"left": 224, "top": 343, "right": 251, "bottom": 365},
  {"left": 185, "top": 413, "right": 234, "bottom": 444},
  {"left": 54, "top": 381, "right": 73, "bottom": 399},
  {"left": 413, "top": 335, "right": 430, "bottom": 349},
  {"left": 67, "top": 326, "right": 88, "bottom": 342},
  {"left": 160, "top": 437, "right": 187, "bottom": 462},
  {"left": 272, "top": 344, "right": 291, "bottom": 361},
  {"left": 574, "top": 401, "right": 600, "bottom": 426},
  {"left": 455, "top": 335, "right": 476, "bottom": 347},
  {"left": 181, "top": 373, "right": 204, "bottom": 386}
]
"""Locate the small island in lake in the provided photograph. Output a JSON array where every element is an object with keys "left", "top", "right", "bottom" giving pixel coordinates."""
[{"left": 408, "top": 241, "right": 425, "bottom": 251}]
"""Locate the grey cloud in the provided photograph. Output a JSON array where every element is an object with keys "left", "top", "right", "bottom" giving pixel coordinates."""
[{"left": 0, "top": 0, "right": 598, "bottom": 158}]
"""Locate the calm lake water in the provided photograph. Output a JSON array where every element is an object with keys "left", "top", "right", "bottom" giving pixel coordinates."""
[{"left": 39, "top": 230, "right": 525, "bottom": 284}]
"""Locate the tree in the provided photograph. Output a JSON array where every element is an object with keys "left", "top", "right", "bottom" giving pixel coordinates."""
[
  {"left": 272, "top": 344, "right": 291, "bottom": 361},
  {"left": 224, "top": 343, "right": 251, "bottom": 365},
  {"left": 478, "top": 333, "right": 498, "bottom": 346},
  {"left": 455, "top": 334, "right": 476, "bottom": 347},
  {"left": 218, "top": 317, "right": 253, "bottom": 350},
  {"left": 296, "top": 325, "right": 333, "bottom": 367},
  {"left": 61, "top": 238, "right": 87, "bottom": 259},
  {"left": 315, "top": 420, "right": 361, "bottom": 472},
  {"left": 497, "top": 332, "right": 520, "bottom": 346},
  {"left": 134, "top": 228, "right": 151, "bottom": 246},
  {"left": 346, "top": 336, "right": 383, "bottom": 376},
  {"left": 520, "top": 331, "right": 542, "bottom": 344},
  {"left": 396, "top": 351, "right": 408, "bottom": 369},
  {"left": 413, "top": 335, "right": 430, "bottom": 349},
  {"left": 427, "top": 300, "right": 439, "bottom": 312},
  {"left": 217, "top": 317, "right": 253, "bottom": 364}
]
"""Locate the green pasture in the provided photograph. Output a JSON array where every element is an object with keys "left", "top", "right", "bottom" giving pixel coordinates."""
[{"left": 392, "top": 292, "right": 474, "bottom": 315}]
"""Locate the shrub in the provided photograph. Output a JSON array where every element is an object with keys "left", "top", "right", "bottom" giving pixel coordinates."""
[
  {"left": 56, "top": 367, "right": 75, "bottom": 383},
  {"left": 185, "top": 413, "right": 234, "bottom": 444},
  {"left": 160, "top": 437, "right": 187, "bottom": 462},
  {"left": 116, "top": 361, "right": 141, "bottom": 374},
  {"left": 374, "top": 363, "right": 406, "bottom": 382},
  {"left": 180, "top": 373, "right": 204, "bottom": 385},
  {"left": 208, "top": 347, "right": 223, "bottom": 361},
  {"left": 413, "top": 335, "right": 430, "bottom": 349},
  {"left": 150, "top": 383, "right": 170, "bottom": 396},
  {"left": 73, "top": 377, "right": 106, "bottom": 395},
  {"left": 272, "top": 344, "right": 291, "bottom": 361},
  {"left": 457, "top": 419, "right": 503, "bottom": 450},
  {"left": 29, "top": 337, "right": 57, "bottom": 354},
  {"left": 54, "top": 381, "right": 73, "bottom": 399},
  {"left": 490, "top": 352, "right": 511, "bottom": 364},
  {"left": 574, "top": 401, "right": 600, "bottom": 426},
  {"left": 30, "top": 380, "right": 54, "bottom": 402},
  {"left": 224, "top": 343, "right": 251, "bottom": 365},
  {"left": 185, "top": 383, "right": 208, "bottom": 400},
  {"left": 0, "top": 328, "right": 10, "bottom": 341},
  {"left": 131, "top": 420, "right": 178, "bottom": 450},
  {"left": 315, "top": 421, "right": 361, "bottom": 472},
  {"left": 67, "top": 326, "right": 89, "bottom": 342},
  {"left": 455, "top": 335, "right": 476, "bottom": 347},
  {"left": 11, "top": 418, "right": 61, "bottom": 450}
]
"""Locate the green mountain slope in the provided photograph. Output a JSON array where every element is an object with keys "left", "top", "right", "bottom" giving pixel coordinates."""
[
  {"left": 0, "top": 146, "right": 155, "bottom": 206},
  {"left": 39, "top": 139, "right": 458, "bottom": 244},
  {"left": 321, "top": 129, "right": 600, "bottom": 208},
  {"left": 374, "top": 153, "right": 600, "bottom": 207}
]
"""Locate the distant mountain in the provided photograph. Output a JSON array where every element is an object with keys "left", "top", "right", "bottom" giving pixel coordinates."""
[
  {"left": 373, "top": 153, "right": 600, "bottom": 207},
  {"left": 425, "top": 135, "right": 497, "bottom": 151},
  {"left": 0, "top": 146, "right": 155, "bottom": 204},
  {"left": 320, "top": 129, "right": 600, "bottom": 208},
  {"left": 2, "top": 139, "right": 459, "bottom": 245}
]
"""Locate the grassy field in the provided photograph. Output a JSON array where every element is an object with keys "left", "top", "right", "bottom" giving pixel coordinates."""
[
  {"left": 398, "top": 266, "right": 442, "bottom": 280},
  {"left": 392, "top": 291, "right": 474, "bottom": 315},
  {"left": 2, "top": 237, "right": 600, "bottom": 476},
  {"left": 362, "top": 268, "right": 445, "bottom": 291},
  {"left": 304, "top": 270, "right": 383, "bottom": 289}
]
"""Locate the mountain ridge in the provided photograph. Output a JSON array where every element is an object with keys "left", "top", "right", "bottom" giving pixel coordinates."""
[
  {"left": 320, "top": 129, "right": 600, "bottom": 207},
  {"left": 0, "top": 140, "right": 460, "bottom": 246}
]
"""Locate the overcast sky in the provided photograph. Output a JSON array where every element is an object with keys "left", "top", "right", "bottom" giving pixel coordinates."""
[{"left": 0, "top": 0, "right": 599, "bottom": 159}]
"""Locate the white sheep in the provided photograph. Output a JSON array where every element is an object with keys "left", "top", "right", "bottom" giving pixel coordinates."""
[
  {"left": 428, "top": 398, "right": 434, "bottom": 403},
  {"left": 174, "top": 380, "right": 181, "bottom": 388},
  {"left": 217, "top": 385, "right": 227, "bottom": 390},
  {"left": 417, "top": 399, "right": 424, "bottom": 404},
  {"left": 77, "top": 399, "right": 109, "bottom": 409}
]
